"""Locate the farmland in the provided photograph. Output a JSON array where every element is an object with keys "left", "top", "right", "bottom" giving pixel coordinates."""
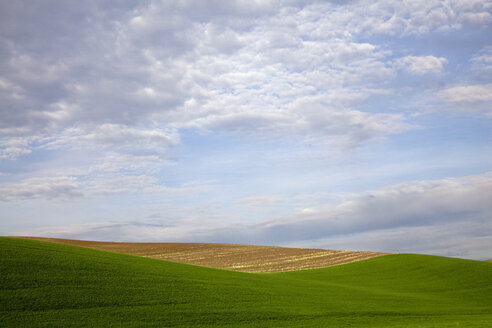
[
  {"left": 18, "top": 236, "right": 386, "bottom": 272},
  {"left": 1, "top": 237, "right": 492, "bottom": 327}
]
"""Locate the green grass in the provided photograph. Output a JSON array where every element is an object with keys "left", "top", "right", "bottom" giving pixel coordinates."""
[{"left": 1, "top": 237, "right": 491, "bottom": 327}]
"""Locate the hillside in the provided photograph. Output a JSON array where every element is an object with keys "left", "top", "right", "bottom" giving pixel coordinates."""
[
  {"left": 1, "top": 237, "right": 491, "bottom": 327},
  {"left": 17, "top": 236, "right": 386, "bottom": 272}
]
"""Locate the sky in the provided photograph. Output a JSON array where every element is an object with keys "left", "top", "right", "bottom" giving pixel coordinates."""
[{"left": 1, "top": 0, "right": 491, "bottom": 260}]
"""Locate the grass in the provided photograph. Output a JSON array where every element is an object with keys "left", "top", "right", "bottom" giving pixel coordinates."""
[{"left": 1, "top": 237, "right": 491, "bottom": 327}]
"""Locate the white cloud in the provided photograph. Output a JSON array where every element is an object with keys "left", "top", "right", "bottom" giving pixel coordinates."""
[
  {"left": 0, "top": 176, "right": 82, "bottom": 201},
  {"left": 459, "top": 11, "right": 491, "bottom": 26},
  {"left": 395, "top": 55, "right": 448, "bottom": 74},
  {"left": 0, "top": 173, "right": 208, "bottom": 202},
  {"left": 42, "top": 124, "right": 179, "bottom": 152},
  {"left": 171, "top": 30, "right": 404, "bottom": 144},
  {"left": 0, "top": 136, "right": 34, "bottom": 159},
  {"left": 2, "top": 0, "right": 490, "bottom": 139},
  {"left": 0, "top": 0, "right": 410, "bottom": 148},
  {"left": 0, "top": 124, "right": 179, "bottom": 173},
  {"left": 433, "top": 83, "right": 492, "bottom": 116},
  {"left": 3, "top": 0, "right": 488, "bottom": 146},
  {"left": 438, "top": 84, "right": 492, "bottom": 104},
  {"left": 303, "top": 0, "right": 492, "bottom": 36}
]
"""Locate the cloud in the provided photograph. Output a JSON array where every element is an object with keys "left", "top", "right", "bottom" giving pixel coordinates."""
[
  {"left": 0, "top": 123, "right": 179, "bottom": 172},
  {"left": 0, "top": 0, "right": 412, "bottom": 148},
  {"left": 42, "top": 124, "right": 179, "bottom": 153},
  {"left": 17, "top": 220, "right": 174, "bottom": 242},
  {"left": 308, "top": 0, "right": 492, "bottom": 36},
  {"left": 2, "top": 0, "right": 490, "bottom": 138},
  {"left": 427, "top": 82, "right": 492, "bottom": 116},
  {"left": 459, "top": 11, "right": 491, "bottom": 27},
  {"left": 471, "top": 46, "right": 492, "bottom": 74},
  {"left": 0, "top": 136, "right": 35, "bottom": 159},
  {"left": 438, "top": 84, "right": 492, "bottom": 103},
  {"left": 0, "top": 173, "right": 207, "bottom": 202},
  {"left": 0, "top": 176, "right": 82, "bottom": 201},
  {"left": 20, "top": 173, "right": 492, "bottom": 259},
  {"left": 395, "top": 55, "right": 447, "bottom": 75},
  {"left": 84, "top": 175, "right": 160, "bottom": 195},
  {"left": 239, "top": 194, "right": 284, "bottom": 206},
  {"left": 4, "top": 0, "right": 488, "bottom": 148},
  {"left": 85, "top": 174, "right": 207, "bottom": 195},
  {"left": 436, "top": 83, "right": 492, "bottom": 116},
  {"left": 88, "top": 152, "right": 175, "bottom": 174},
  {"left": 19, "top": 215, "right": 232, "bottom": 243},
  {"left": 0, "top": 1, "right": 190, "bottom": 135},
  {"left": 293, "top": 220, "right": 492, "bottom": 260}
]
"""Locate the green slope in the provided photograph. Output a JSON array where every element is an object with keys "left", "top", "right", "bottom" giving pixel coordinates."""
[{"left": 1, "top": 237, "right": 491, "bottom": 327}]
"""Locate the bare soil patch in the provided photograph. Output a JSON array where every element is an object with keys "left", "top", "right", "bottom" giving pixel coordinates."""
[{"left": 17, "top": 236, "right": 388, "bottom": 272}]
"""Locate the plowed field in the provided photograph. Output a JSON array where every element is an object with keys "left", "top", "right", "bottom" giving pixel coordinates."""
[{"left": 18, "top": 236, "right": 387, "bottom": 272}]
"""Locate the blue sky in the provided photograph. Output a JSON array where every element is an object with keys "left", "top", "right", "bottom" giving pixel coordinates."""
[{"left": 1, "top": 0, "right": 491, "bottom": 259}]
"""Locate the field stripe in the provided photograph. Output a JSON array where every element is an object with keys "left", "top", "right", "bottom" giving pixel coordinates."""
[{"left": 15, "top": 236, "right": 387, "bottom": 272}]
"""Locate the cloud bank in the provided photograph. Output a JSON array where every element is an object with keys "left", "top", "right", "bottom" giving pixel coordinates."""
[{"left": 20, "top": 173, "right": 492, "bottom": 259}]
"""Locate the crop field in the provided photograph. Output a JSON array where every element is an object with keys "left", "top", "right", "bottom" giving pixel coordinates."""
[
  {"left": 1, "top": 237, "right": 492, "bottom": 327},
  {"left": 18, "top": 236, "right": 386, "bottom": 272}
]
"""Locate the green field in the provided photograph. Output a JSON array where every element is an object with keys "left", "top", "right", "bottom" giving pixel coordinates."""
[{"left": 1, "top": 237, "right": 491, "bottom": 327}]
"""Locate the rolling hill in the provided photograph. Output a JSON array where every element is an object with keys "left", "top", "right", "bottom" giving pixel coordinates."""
[
  {"left": 1, "top": 237, "right": 491, "bottom": 327},
  {"left": 17, "top": 236, "right": 387, "bottom": 272}
]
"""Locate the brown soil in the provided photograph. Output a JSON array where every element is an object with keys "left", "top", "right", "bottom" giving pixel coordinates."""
[{"left": 17, "top": 236, "right": 388, "bottom": 272}]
